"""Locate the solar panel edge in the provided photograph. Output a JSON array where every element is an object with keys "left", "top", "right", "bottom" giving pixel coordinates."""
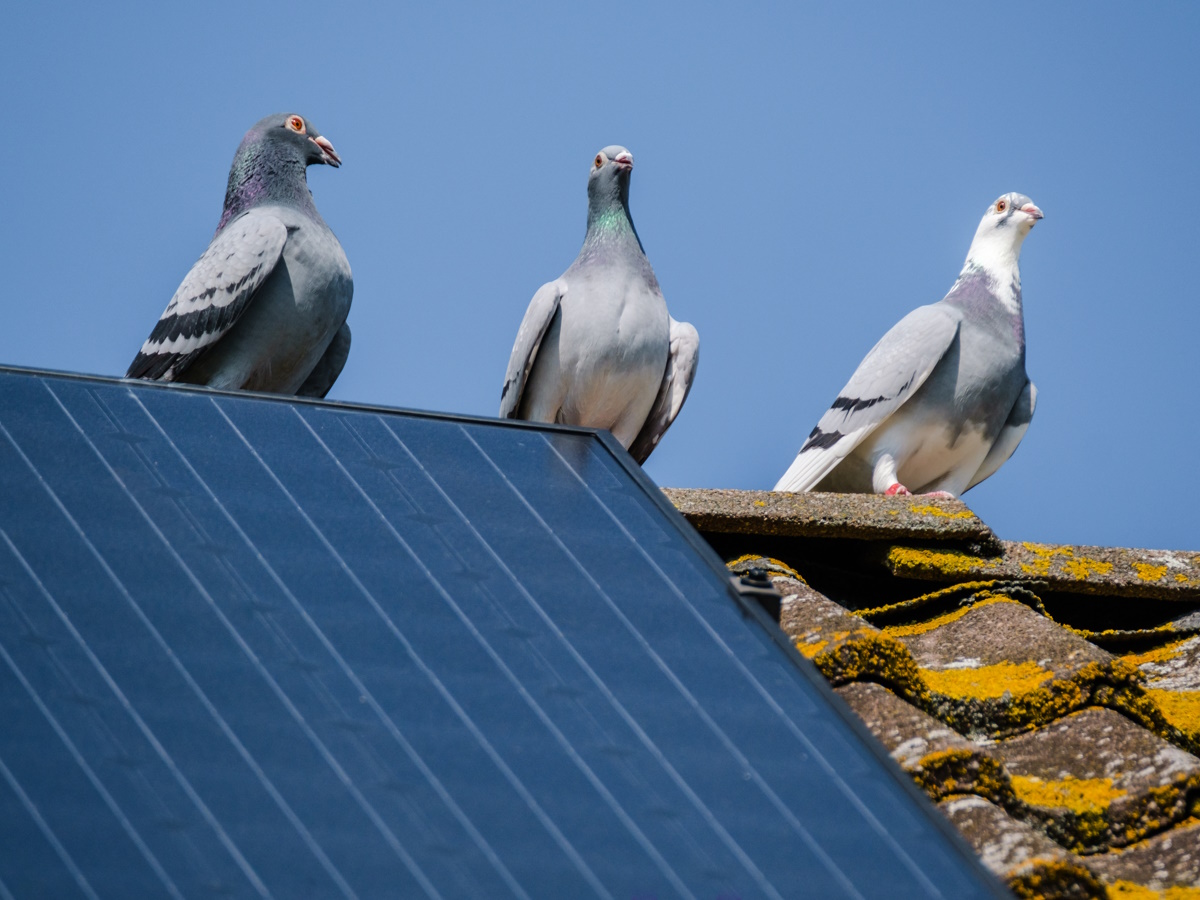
[
  {"left": 0, "top": 364, "right": 605, "bottom": 443},
  {"left": 585, "top": 429, "right": 1011, "bottom": 899}
]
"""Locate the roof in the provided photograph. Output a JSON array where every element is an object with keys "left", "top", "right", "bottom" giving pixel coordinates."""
[
  {"left": 667, "top": 488, "right": 1200, "bottom": 900},
  {"left": 0, "top": 366, "right": 1002, "bottom": 899}
]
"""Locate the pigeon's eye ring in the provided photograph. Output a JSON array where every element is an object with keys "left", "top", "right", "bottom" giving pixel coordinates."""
[
  {"left": 594, "top": 154, "right": 604, "bottom": 168},
  {"left": 286, "top": 116, "right": 306, "bottom": 134},
  {"left": 995, "top": 199, "right": 1007, "bottom": 213}
]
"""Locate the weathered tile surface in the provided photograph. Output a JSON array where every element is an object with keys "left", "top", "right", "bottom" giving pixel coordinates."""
[
  {"left": 996, "top": 707, "right": 1200, "bottom": 851},
  {"left": 664, "top": 487, "right": 993, "bottom": 541},
  {"left": 939, "top": 796, "right": 1107, "bottom": 899},
  {"left": 682, "top": 489, "right": 1200, "bottom": 897},
  {"left": 1085, "top": 818, "right": 1200, "bottom": 892}
]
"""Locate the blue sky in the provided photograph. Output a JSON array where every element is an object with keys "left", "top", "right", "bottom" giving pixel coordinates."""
[{"left": 3, "top": 3, "right": 1197, "bottom": 550}]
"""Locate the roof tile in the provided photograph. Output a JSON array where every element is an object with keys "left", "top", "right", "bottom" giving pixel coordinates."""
[
  {"left": 995, "top": 708, "right": 1200, "bottom": 851},
  {"left": 836, "top": 681, "right": 1014, "bottom": 806},
  {"left": 681, "top": 489, "right": 1200, "bottom": 896},
  {"left": 1085, "top": 818, "right": 1200, "bottom": 893},
  {"left": 938, "top": 796, "right": 1107, "bottom": 899},
  {"left": 664, "top": 488, "right": 995, "bottom": 541}
]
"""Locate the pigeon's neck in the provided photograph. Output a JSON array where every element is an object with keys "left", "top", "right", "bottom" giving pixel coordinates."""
[
  {"left": 959, "top": 241, "right": 1023, "bottom": 316},
  {"left": 216, "top": 144, "right": 316, "bottom": 233},
  {"left": 583, "top": 201, "right": 645, "bottom": 257}
]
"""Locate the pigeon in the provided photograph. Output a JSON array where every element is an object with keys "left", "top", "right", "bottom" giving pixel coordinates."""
[
  {"left": 126, "top": 113, "right": 352, "bottom": 397},
  {"left": 499, "top": 145, "right": 698, "bottom": 464},
  {"left": 774, "top": 193, "right": 1043, "bottom": 497}
]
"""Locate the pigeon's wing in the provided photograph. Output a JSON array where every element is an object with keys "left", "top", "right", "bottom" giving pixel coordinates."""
[
  {"left": 499, "top": 280, "right": 564, "bottom": 418},
  {"left": 296, "top": 321, "right": 352, "bottom": 399},
  {"left": 966, "top": 378, "right": 1036, "bottom": 491},
  {"left": 774, "top": 303, "right": 961, "bottom": 492},
  {"left": 628, "top": 317, "right": 700, "bottom": 464},
  {"left": 126, "top": 211, "right": 288, "bottom": 381}
]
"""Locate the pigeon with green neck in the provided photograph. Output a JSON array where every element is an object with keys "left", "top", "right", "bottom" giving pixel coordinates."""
[
  {"left": 500, "top": 145, "right": 698, "bottom": 463},
  {"left": 127, "top": 112, "right": 352, "bottom": 397}
]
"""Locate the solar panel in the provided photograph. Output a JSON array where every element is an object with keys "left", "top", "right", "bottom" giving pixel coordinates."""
[{"left": 0, "top": 367, "right": 1004, "bottom": 899}]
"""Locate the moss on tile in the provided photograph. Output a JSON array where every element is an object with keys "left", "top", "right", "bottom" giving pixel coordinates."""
[
  {"left": 1120, "top": 639, "right": 1200, "bottom": 737},
  {"left": 1010, "top": 774, "right": 1128, "bottom": 817},
  {"left": 1125, "top": 638, "right": 1196, "bottom": 669},
  {"left": 886, "top": 546, "right": 1001, "bottom": 578},
  {"left": 910, "top": 748, "right": 1016, "bottom": 806},
  {"left": 908, "top": 503, "right": 977, "bottom": 520},
  {"left": 1133, "top": 563, "right": 1170, "bottom": 583},
  {"left": 877, "top": 593, "right": 1015, "bottom": 638},
  {"left": 1145, "top": 689, "right": 1200, "bottom": 735},
  {"left": 1019, "top": 769, "right": 1200, "bottom": 854},
  {"left": 802, "top": 617, "right": 1197, "bottom": 755},
  {"left": 923, "top": 660, "right": 1055, "bottom": 700},
  {"left": 1019, "top": 543, "right": 1077, "bottom": 576},
  {"left": 1107, "top": 882, "right": 1200, "bottom": 899},
  {"left": 1006, "top": 857, "right": 1108, "bottom": 900},
  {"left": 855, "top": 579, "right": 1003, "bottom": 625},
  {"left": 1018, "top": 543, "right": 1116, "bottom": 581},
  {"left": 807, "top": 632, "right": 931, "bottom": 706},
  {"left": 926, "top": 659, "right": 1196, "bottom": 755}
]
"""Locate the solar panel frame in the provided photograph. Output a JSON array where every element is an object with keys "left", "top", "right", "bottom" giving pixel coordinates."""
[{"left": 0, "top": 365, "right": 1006, "bottom": 899}]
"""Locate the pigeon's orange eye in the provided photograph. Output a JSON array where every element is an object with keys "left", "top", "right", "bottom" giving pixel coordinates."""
[
  {"left": 594, "top": 154, "right": 604, "bottom": 168},
  {"left": 996, "top": 199, "right": 1007, "bottom": 212},
  {"left": 287, "top": 116, "right": 306, "bottom": 134}
]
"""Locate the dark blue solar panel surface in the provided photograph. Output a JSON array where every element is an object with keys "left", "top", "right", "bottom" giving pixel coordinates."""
[{"left": 0, "top": 368, "right": 1003, "bottom": 899}]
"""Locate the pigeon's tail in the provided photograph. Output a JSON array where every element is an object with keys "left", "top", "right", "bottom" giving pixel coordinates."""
[{"left": 773, "top": 435, "right": 846, "bottom": 492}]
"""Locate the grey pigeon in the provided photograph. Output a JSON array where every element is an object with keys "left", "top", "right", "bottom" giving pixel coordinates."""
[
  {"left": 500, "top": 145, "right": 698, "bottom": 463},
  {"left": 126, "top": 113, "right": 352, "bottom": 396},
  {"left": 774, "top": 193, "right": 1043, "bottom": 497}
]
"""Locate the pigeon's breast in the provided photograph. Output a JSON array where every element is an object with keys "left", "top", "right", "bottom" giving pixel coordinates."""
[
  {"left": 555, "top": 267, "right": 669, "bottom": 435},
  {"left": 856, "top": 319, "right": 1026, "bottom": 494},
  {"left": 952, "top": 317, "right": 1026, "bottom": 432}
]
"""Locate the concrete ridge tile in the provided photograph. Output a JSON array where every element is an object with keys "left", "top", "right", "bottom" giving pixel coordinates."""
[{"left": 664, "top": 487, "right": 995, "bottom": 541}]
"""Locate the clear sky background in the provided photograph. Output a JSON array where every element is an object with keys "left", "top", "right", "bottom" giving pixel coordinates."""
[{"left": 3, "top": 3, "right": 1197, "bottom": 550}]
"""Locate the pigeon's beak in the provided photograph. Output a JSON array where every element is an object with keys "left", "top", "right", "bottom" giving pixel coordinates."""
[
  {"left": 614, "top": 152, "right": 633, "bottom": 171},
  {"left": 310, "top": 135, "right": 342, "bottom": 168},
  {"left": 1020, "top": 203, "right": 1043, "bottom": 221}
]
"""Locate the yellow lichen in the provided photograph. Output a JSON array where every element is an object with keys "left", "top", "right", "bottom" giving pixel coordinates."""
[
  {"left": 886, "top": 546, "right": 997, "bottom": 577},
  {"left": 1020, "top": 542, "right": 1113, "bottom": 579},
  {"left": 1062, "top": 557, "right": 1114, "bottom": 579},
  {"left": 810, "top": 632, "right": 929, "bottom": 701},
  {"left": 921, "top": 660, "right": 1053, "bottom": 699},
  {"left": 909, "top": 748, "right": 1014, "bottom": 803},
  {"left": 1145, "top": 688, "right": 1200, "bottom": 733},
  {"left": 1124, "top": 638, "right": 1194, "bottom": 669},
  {"left": 1010, "top": 774, "right": 1127, "bottom": 815},
  {"left": 1107, "top": 883, "right": 1158, "bottom": 900},
  {"left": 908, "top": 504, "right": 976, "bottom": 520},
  {"left": 794, "top": 638, "right": 828, "bottom": 659},
  {"left": 883, "top": 595, "right": 1018, "bottom": 637},
  {"left": 1108, "top": 882, "right": 1200, "bottom": 899},
  {"left": 1020, "top": 542, "right": 1075, "bottom": 575},
  {"left": 1007, "top": 858, "right": 1108, "bottom": 900},
  {"left": 1134, "top": 562, "right": 1170, "bottom": 582},
  {"left": 857, "top": 580, "right": 1001, "bottom": 621}
]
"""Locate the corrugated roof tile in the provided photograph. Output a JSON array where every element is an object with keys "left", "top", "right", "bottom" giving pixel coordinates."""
[{"left": 677, "top": 488, "right": 1200, "bottom": 896}]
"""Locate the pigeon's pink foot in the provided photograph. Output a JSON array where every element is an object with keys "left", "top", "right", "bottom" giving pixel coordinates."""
[
  {"left": 884, "top": 483, "right": 912, "bottom": 496},
  {"left": 920, "top": 491, "right": 957, "bottom": 500}
]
